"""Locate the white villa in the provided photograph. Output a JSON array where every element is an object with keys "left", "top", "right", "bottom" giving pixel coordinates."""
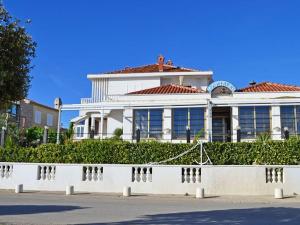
[{"left": 62, "top": 55, "right": 300, "bottom": 142}]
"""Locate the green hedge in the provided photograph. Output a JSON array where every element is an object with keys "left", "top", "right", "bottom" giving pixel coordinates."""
[{"left": 0, "top": 139, "right": 300, "bottom": 165}]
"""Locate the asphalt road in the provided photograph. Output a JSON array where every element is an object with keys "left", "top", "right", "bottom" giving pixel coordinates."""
[{"left": 0, "top": 190, "right": 300, "bottom": 224}]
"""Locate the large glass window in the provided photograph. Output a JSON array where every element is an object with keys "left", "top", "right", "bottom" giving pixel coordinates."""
[
  {"left": 172, "top": 107, "right": 205, "bottom": 139},
  {"left": 239, "top": 106, "right": 270, "bottom": 139},
  {"left": 133, "top": 109, "right": 163, "bottom": 139},
  {"left": 281, "top": 106, "right": 300, "bottom": 135}
]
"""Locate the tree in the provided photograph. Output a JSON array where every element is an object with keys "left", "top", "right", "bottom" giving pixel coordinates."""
[{"left": 0, "top": 4, "right": 36, "bottom": 109}]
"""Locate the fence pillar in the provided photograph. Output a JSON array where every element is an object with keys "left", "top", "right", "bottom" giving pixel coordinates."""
[
  {"left": 43, "top": 126, "right": 49, "bottom": 144},
  {"left": 0, "top": 127, "right": 6, "bottom": 147},
  {"left": 186, "top": 126, "right": 191, "bottom": 143}
]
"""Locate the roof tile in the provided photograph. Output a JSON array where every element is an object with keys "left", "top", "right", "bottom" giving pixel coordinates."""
[
  {"left": 238, "top": 82, "right": 300, "bottom": 92},
  {"left": 106, "top": 64, "right": 198, "bottom": 74}
]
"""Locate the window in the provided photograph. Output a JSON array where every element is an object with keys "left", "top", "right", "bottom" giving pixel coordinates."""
[
  {"left": 35, "top": 111, "right": 42, "bottom": 124},
  {"left": 281, "top": 106, "right": 300, "bottom": 135},
  {"left": 133, "top": 109, "right": 163, "bottom": 139},
  {"left": 47, "top": 113, "right": 53, "bottom": 126},
  {"left": 8, "top": 104, "right": 19, "bottom": 116},
  {"left": 76, "top": 126, "right": 84, "bottom": 138},
  {"left": 172, "top": 107, "right": 205, "bottom": 139},
  {"left": 239, "top": 106, "right": 270, "bottom": 139}
]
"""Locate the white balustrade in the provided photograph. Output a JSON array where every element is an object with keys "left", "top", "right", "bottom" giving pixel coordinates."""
[
  {"left": 82, "top": 166, "right": 103, "bottom": 181},
  {"left": 266, "top": 167, "right": 284, "bottom": 183},
  {"left": 132, "top": 167, "right": 152, "bottom": 183},
  {"left": 0, "top": 164, "right": 13, "bottom": 179},
  {"left": 81, "top": 95, "right": 121, "bottom": 104},
  {"left": 37, "top": 165, "right": 56, "bottom": 181},
  {"left": 182, "top": 167, "right": 201, "bottom": 183}
]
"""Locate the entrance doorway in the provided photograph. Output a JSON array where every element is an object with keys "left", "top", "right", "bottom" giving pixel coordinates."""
[{"left": 212, "top": 107, "right": 231, "bottom": 142}]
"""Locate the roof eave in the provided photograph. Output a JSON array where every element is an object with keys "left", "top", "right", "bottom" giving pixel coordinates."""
[{"left": 87, "top": 71, "right": 213, "bottom": 79}]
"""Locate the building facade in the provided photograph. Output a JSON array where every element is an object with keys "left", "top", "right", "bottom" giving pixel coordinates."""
[
  {"left": 63, "top": 55, "right": 300, "bottom": 142},
  {"left": 4, "top": 99, "right": 59, "bottom": 130}
]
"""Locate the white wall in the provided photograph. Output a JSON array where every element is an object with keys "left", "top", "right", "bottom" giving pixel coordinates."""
[
  {"left": 107, "top": 77, "right": 160, "bottom": 95},
  {"left": 107, "top": 110, "right": 123, "bottom": 137},
  {"left": 0, "top": 163, "right": 296, "bottom": 196},
  {"left": 122, "top": 108, "right": 133, "bottom": 141}
]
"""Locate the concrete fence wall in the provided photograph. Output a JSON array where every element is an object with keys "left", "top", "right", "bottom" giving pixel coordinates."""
[{"left": 0, "top": 162, "right": 299, "bottom": 195}]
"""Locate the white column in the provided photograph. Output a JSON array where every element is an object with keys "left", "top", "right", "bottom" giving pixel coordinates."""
[
  {"left": 163, "top": 108, "right": 172, "bottom": 141},
  {"left": 100, "top": 114, "right": 104, "bottom": 139},
  {"left": 123, "top": 108, "right": 133, "bottom": 141},
  {"left": 205, "top": 102, "right": 212, "bottom": 142},
  {"left": 91, "top": 116, "right": 95, "bottom": 131},
  {"left": 271, "top": 106, "right": 281, "bottom": 140},
  {"left": 231, "top": 106, "right": 239, "bottom": 142},
  {"left": 84, "top": 117, "right": 89, "bottom": 138}
]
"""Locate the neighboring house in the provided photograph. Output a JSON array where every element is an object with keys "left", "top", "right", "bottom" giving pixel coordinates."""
[
  {"left": 63, "top": 55, "right": 300, "bottom": 142},
  {"left": 19, "top": 99, "right": 59, "bottom": 129},
  {"left": 5, "top": 99, "right": 59, "bottom": 130}
]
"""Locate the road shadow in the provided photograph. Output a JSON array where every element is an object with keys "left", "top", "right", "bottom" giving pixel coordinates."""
[
  {"left": 0, "top": 205, "right": 84, "bottom": 216},
  {"left": 91, "top": 207, "right": 300, "bottom": 225}
]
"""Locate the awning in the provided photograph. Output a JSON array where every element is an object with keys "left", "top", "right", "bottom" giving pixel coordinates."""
[{"left": 70, "top": 115, "right": 87, "bottom": 123}]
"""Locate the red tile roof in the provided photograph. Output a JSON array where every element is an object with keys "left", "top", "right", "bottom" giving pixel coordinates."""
[
  {"left": 238, "top": 82, "right": 300, "bottom": 92},
  {"left": 127, "top": 84, "right": 203, "bottom": 95},
  {"left": 106, "top": 64, "right": 198, "bottom": 74}
]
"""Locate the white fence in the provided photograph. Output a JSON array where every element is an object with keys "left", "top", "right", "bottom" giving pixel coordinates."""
[{"left": 0, "top": 163, "right": 299, "bottom": 195}]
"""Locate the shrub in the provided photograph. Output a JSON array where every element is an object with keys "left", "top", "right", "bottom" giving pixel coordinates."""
[{"left": 1, "top": 139, "right": 300, "bottom": 165}]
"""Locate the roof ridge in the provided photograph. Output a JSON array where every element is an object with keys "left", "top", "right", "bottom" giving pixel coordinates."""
[{"left": 105, "top": 63, "right": 156, "bottom": 74}]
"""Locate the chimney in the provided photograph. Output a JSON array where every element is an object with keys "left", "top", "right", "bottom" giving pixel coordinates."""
[
  {"left": 249, "top": 81, "right": 257, "bottom": 86},
  {"left": 157, "top": 55, "right": 165, "bottom": 72}
]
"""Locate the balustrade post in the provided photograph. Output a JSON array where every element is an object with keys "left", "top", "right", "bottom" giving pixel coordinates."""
[
  {"left": 277, "top": 169, "right": 282, "bottom": 183},
  {"left": 92, "top": 167, "right": 96, "bottom": 181},
  {"left": 9, "top": 165, "right": 13, "bottom": 177},
  {"left": 272, "top": 168, "right": 276, "bottom": 183},
  {"left": 97, "top": 167, "right": 102, "bottom": 181},
  {"left": 4, "top": 166, "right": 8, "bottom": 179},
  {"left": 134, "top": 167, "right": 139, "bottom": 182},
  {"left": 266, "top": 168, "right": 271, "bottom": 183},
  {"left": 184, "top": 168, "right": 188, "bottom": 183},
  {"left": 195, "top": 168, "right": 200, "bottom": 183}
]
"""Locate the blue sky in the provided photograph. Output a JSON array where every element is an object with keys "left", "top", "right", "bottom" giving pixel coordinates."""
[{"left": 5, "top": 0, "right": 300, "bottom": 127}]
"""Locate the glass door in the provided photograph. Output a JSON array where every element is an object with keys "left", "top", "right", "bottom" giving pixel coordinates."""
[{"left": 212, "top": 117, "right": 229, "bottom": 142}]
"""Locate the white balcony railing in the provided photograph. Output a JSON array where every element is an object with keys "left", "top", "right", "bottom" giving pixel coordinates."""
[{"left": 81, "top": 95, "right": 122, "bottom": 104}]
